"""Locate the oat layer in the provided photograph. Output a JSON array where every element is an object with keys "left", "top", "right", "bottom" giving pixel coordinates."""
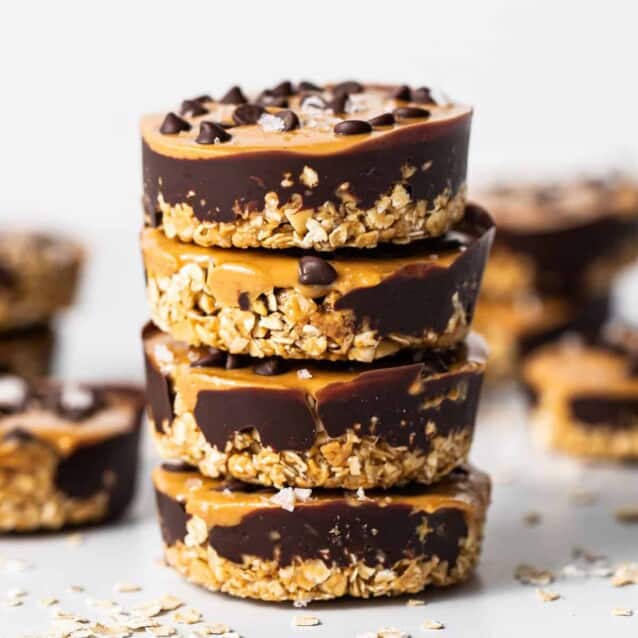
[{"left": 152, "top": 185, "right": 466, "bottom": 251}]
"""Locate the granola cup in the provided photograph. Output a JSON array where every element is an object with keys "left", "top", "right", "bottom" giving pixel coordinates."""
[
  {"left": 154, "top": 464, "right": 490, "bottom": 602},
  {"left": 522, "top": 324, "right": 638, "bottom": 459},
  {"left": 0, "top": 231, "right": 83, "bottom": 332},
  {"left": 142, "top": 83, "right": 471, "bottom": 251},
  {"left": 0, "top": 379, "right": 143, "bottom": 531},
  {"left": 142, "top": 205, "right": 494, "bottom": 362},
  {"left": 144, "top": 324, "right": 486, "bottom": 489}
]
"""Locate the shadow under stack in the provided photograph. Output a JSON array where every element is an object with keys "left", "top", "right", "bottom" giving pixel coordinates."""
[{"left": 141, "top": 81, "right": 494, "bottom": 603}]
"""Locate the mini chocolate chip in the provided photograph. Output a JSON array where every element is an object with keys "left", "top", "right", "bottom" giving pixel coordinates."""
[
  {"left": 274, "top": 110, "right": 300, "bottom": 132},
  {"left": 180, "top": 99, "right": 209, "bottom": 117},
  {"left": 225, "top": 354, "right": 250, "bottom": 370},
  {"left": 253, "top": 357, "right": 288, "bottom": 376},
  {"left": 333, "top": 120, "right": 372, "bottom": 136},
  {"left": 298, "top": 256, "right": 337, "bottom": 285},
  {"left": 300, "top": 93, "right": 328, "bottom": 110},
  {"left": 411, "top": 86, "right": 436, "bottom": 104},
  {"left": 233, "top": 103, "right": 266, "bottom": 125},
  {"left": 333, "top": 80, "right": 363, "bottom": 96},
  {"left": 196, "top": 121, "right": 232, "bottom": 144},
  {"left": 328, "top": 92, "right": 349, "bottom": 114},
  {"left": 256, "top": 90, "right": 288, "bottom": 108},
  {"left": 191, "top": 347, "right": 227, "bottom": 368},
  {"left": 220, "top": 85, "right": 248, "bottom": 105},
  {"left": 368, "top": 113, "right": 395, "bottom": 127},
  {"left": 193, "top": 94, "right": 212, "bottom": 103},
  {"left": 271, "top": 80, "right": 294, "bottom": 97},
  {"left": 159, "top": 112, "right": 191, "bottom": 134},
  {"left": 161, "top": 461, "right": 198, "bottom": 473},
  {"left": 393, "top": 84, "right": 412, "bottom": 101},
  {"left": 393, "top": 106, "right": 431, "bottom": 120},
  {"left": 299, "top": 80, "right": 322, "bottom": 92},
  {"left": 238, "top": 291, "right": 250, "bottom": 311}
]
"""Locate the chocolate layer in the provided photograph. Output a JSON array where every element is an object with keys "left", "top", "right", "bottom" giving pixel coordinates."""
[
  {"left": 209, "top": 502, "right": 466, "bottom": 567},
  {"left": 155, "top": 489, "right": 188, "bottom": 546},
  {"left": 143, "top": 115, "right": 470, "bottom": 223},
  {"left": 570, "top": 395, "right": 638, "bottom": 430},
  {"left": 336, "top": 206, "right": 492, "bottom": 335},
  {"left": 145, "top": 324, "right": 486, "bottom": 453},
  {"left": 496, "top": 216, "right": 638, "bottom": 297},
  {"left": 144, "top": 348, "right": 174, "bottom": 433}
]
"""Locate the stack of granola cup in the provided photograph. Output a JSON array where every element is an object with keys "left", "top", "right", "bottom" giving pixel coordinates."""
[{"left": 141, "top": 81, "right": 494, "bottom": 603}]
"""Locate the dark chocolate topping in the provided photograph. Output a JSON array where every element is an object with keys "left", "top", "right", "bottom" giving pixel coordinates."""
[
  {"left": 159, "top": 113, "right": 191, "bottom": 135},
  {"left": 161, "top": 460, "right": 199, "bottom": 473},
  {"left": 412, "top": 87, "right": 436, "bottom": 104},
  {"left": 271, "top": 81, "right": 295, "bottom": 97},
  {"left": 298, "top": 255, "right": 338, "bottom": 285},
  {"left": 333, "top": 81, "right": 363, "bottom": 96},
  {"left": 180, "top": 99, "right": 209, "bottom": 117},
  {"left": 299, "top": 81, "right": 322, "bottom": 92},
  {"left": 570, "top": 395, "right": 638, "bottom": 430},
  {"left": 272, "top": 109, "right": 300, "bottom": 132},
  {"left": 252, "top": 357, "right": 288, "bottom": 376},
  {"left": 190, "top": 346, "right": 227, "bottom": 368},
  {"left": 220, "top": 86, "right": 248, "bottom": 105},
  {"left": 232, "top": 103, "right": 266, "bottom": 126},
  {"left": 328, "top": 92, "right": 349, "bottom": 114},
  {"left": 368, "top": 113, "right": 395, "bottom": 127},
  {"left": 256, "top": 91, "right": 288, "bottom": 108},
  {"left": 394, "top": 106, "right": 430, "bottom": 120},
  {"left": 210, "top": 502, "right": 467, "bottom": 567},
  {"left": 393, "top": 85, "right": 412, "bottom": 101},
  {"left": 143, "top": 110, "right": 471, "bottom": 223},
  {"left": 0, "top": 262, "right": 16, "bottom": 291},
  {"left": 225, "top": 354, "right": 250, "bottom": 370},
  {"left": 144, "top": 352, "right": 174, "bottom": 432},
  {"left": 334, "top": 120, "right": 372, "bottom": 135},
  {"left": 196, "top": 121, "right": 232, "bottom": 145}
]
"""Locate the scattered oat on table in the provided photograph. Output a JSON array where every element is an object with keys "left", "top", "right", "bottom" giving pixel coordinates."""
[
  {"left": 615, "top": 505, "right": 638, "bottom": 523},
  {"left": 612, "top": 607, "right": 633, "bottom": 617},
  {"left": 422, "top": 619, "right": 445, "bottom": 630},
  {"left": 611, "top": 563, "right": 638, "bottom": 587},
  {"left": 536, "top": 588, "right": 560, "bottom": 602},
  {"left": 173, "top": 607, "right": 202, "bottom": 624},
  {"left": 522, "top": 511, "right": 542, "bottom": 526},
  {"left": 292, "top": 614, "right": 321, "bottom": 627},
  {"left": 515, "top": 563, "right": 554, "bottom": 586},
  {"left": 407, "top": 599, "right": 425, "bottom": 606},
  {"left": 114, "top": 582, "right": 141, "bottom": 593}
]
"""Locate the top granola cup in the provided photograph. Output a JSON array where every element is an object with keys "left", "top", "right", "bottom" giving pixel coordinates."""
[
  {"left": 142, "top": 204, "right": 494, "bottom": 363},
  {"left": 0, "top": 231, "right": 83, "bottom": 332},
  {"left": 142, "top": 82, "right": 471, "bottom": 251}
]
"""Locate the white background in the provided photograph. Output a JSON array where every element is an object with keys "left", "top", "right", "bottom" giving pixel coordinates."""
[
  {"left": 0, "top": 3, "right": 638, "bottom": 636},
  {"left": 0, "top": 0, "right": 636, "bottom": 380}
]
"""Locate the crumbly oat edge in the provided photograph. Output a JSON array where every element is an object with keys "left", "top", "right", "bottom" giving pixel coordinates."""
[
  {"left": 146, "top": 268, "right": 469, "bottom": 362},
  {"left": 162, "top": 518, "right": 484, "bottom": 602},
  {"left": 530, "top": 400, "right": 638, "bottom": 460},
  {"left": 152, "top": 412, "right": 473, "bottom": 489},
  {"left": 0, "top": 441, "right": 109, "bottom": 531},
  {"left": 156, "top": 184, "right": 466, "bottom": 251}
]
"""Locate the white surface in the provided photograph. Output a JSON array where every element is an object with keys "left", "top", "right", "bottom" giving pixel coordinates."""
[{"left": 1, "top": 392, "right": 638, "bottom": 637}]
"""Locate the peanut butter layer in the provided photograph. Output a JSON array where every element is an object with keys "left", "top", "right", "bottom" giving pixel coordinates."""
[
  {"left": 522, "top": 324, "right": 638, "bottom": 459},
  {"left": 153, "top": 463, "right": 490, "bottom": 601},
  {"left": 476, "top": 175, "right": 638, "bottom": 299},
  {"left": 142, "top": 82, "right": 472, "bottom": 250},
  {"left": 144, "top": 324, "right": 486, "bottom": 488},
  {"left": 0, "top": 377, "right": 143, "bottom": 530},
  {"left": 143, "top": 204, "right": 494, "bottom": 361},
  {"left": 0, "top": 231, "right": 83, "bottom": 332}
]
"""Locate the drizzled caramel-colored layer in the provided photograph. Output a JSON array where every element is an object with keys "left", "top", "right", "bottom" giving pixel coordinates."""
[
  {"left": 145, "top": 328, "right": 486, "bottom": 412},
  {"left": 153, "top": 465, "right": 490, "bottom": 529},
  {"left": 143, "top": 227, "right": 464, "bottom": 303},
  {"left": 142, "top": 88, "right": 471, "bottom": 159},
  {"left": 0, "top": 387, "right": 143, "bottom": 457}
]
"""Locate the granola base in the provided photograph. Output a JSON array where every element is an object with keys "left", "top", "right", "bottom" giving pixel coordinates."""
[
  {"left": 0, "top": 441, "right": 109, "bottom": 532},
  {"left": 154, "top": 185, "right": 466, "bottom": 251},
  {"left": 530, "top": 405, "right": 638, "bottom": 460},
  {"left": 146, "top": 274, "right": 469, "bottom": 361},
  {"left": 152, "top": 414, "right": 473, "bottom": 489},
  {"left": 162, "top": 529, "right": 483, "bottom": 602}
]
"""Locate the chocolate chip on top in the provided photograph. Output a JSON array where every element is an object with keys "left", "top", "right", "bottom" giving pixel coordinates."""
[
  {"left": 368, "top": 113, "right": 395, "bottom": 127},
  {"left": 256, "top": 91, "right": 289, "bottom": 108},
  {"left": 334, "top": 120, "right": 373, "bottom": 136},
  {"left": 190, "top": 347, "right": 227, "bottom": 368},
  {"left": 333, "top": 80, "right": 363, "bottom": 96},
  {"left": 180, "top": 99, "right": 209, "bottom": 117},
  {"left": 270, "top": 80, "right": 295, "bottom": 97},
  {"left": 160, "top": 112, "right": 192, "bottom": 134},
  {"left": 272, "top": 110, "right": 300, "bottom": 132},
  {"left": 233, "top": 103, "right": 267, "bottom": 126},
  {"left": 299, "top": 80, "right": 322, "bottom": 92},
  {"left": 412, "top": 86, "right": 436, "bottom": 104},
  {"left": 298, "top": 256, "right": 338, "bottom": 285},
  {"left": 196, "top": 121, "right": 232, "bottom": 144},
  {"left": 394, "top": 106, "right": 431, "bottom": 120},
  {"left": 220, "top": 85, "right": 248, "bottom": 105},
  {"left": 225, "top": 354, "right": 250, "bottom": 370},
  {"left": 253, "top": 357, "right": 288, "bottom": 376},
  {"left": 328, "top": 92, "right": 349, "bottom": 115},
  {"left": 393, "top": 84, "right": 412, "bottom": 101}
]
